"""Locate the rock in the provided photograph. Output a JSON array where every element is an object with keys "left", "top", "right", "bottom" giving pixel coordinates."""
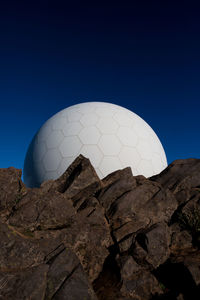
[
  {"left": 118, "top": 255, "right": 163, "bottom": 300},
  {"left": 0, "top": 221, "right": 65, "bottom": 271},
  {"left": 52, "top": 264, "right": 98, "bottom": 300},
  {"left": 183, "top": 256, "right": 200, "bottom": 286},
  {"left": 0, "top": 167, "right": 27, "bottom": 221},
  {"left": 8, "top": 189, "right": 76, "bottom": 231},
  {"left": 0, "top": 264, "right": 49, "bottom": 300},
  {"left": 103, "top": 178, "right": 177, "bottom": 250},
  {"left": 130, "top": 222, "right": 171, "bottom": 269},
  {"left": 0, "top": 155, "right": 200, "bottom": 299},
  {"left": 45, "top": 247, "right": 97, "bottom": 300},
  {"left": 98, "top": 167, "right": 136, "bottom": 212},
  {"left": 120, "top": 270, "right": 162, "bottom": 299},
  {"left": 169, "top": 223, "right": 193, "bottom": 256},
  {"left": 45, "top": 155, "right": 102, "bottom": 210},
  {"left": 70, "top": 212, "right": 112, "bottom": 282},
  {"left": 150, "top": 158, "right": 200, "bottom": 205}
]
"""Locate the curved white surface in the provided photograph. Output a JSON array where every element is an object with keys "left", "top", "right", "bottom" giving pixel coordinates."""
[{"left": 23, "top": 102, "right": 167, "bottom": 187}]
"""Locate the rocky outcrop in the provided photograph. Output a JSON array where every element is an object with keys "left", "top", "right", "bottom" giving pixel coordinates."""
[{"left": 0, "top": 155, "right": 200, "bottom": 299}]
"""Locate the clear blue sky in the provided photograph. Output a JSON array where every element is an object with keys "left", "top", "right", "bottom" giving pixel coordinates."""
[{"left": 0, "top": 0, "right": 199, "bottom": 171}]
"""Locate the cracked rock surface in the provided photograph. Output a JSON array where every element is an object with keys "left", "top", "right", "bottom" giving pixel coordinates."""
[{"left": 0, "top": 156, "right": 200, "bottom": 299}]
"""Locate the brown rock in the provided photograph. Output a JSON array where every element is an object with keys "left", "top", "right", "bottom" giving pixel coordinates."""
[
  {"left": 151, "top": 158, "right": 200, "bottom": 205},
  {"left": 170, "top": 223, "right": 193, "bottom": 256},
  {"left": 130, "top": 222, "right": 171, "bottom": 269},
  {"left": 143, "top": 222, "right": 171, "bottom": 268},
  {"left": 52, "top": 264, "right": 97, "bottom": 300},
  {"left": 0, "top": 167, "right": 27, "bottom": 220},
  {"left": 8, "top": 189, "right": 76, "bottom": 231},
  {"left": 71, "top": 212, "right": 112, "bottom": 282},
  {"left": 0, "top": 222, "right": 65, "bottom": 271},
  {"left": 0, "top": 156, "right": 200, "bottom": 299},
  {"left": 105, "top": 179, "right": 177, "bottom": 247},
  {"left": 119, "top": 257, "right": 162, "bottom": 300},
  {"left": 98, "top": 167, "right": 136, "bottom": 211},
  {"left": 45, "top": 155, "right": 102, "bottom": 209},
  {"left": 183, "top": 256, "right": 200, "bottom": 286},
  {"left": 0, "top": 264, "right": 49, "bottom": 300},
  {"left": 119, "top": 255, "right": 143, "bottom": 279},
  {"left": 45, "top": 246, "right": 97, "bottom": 300}
]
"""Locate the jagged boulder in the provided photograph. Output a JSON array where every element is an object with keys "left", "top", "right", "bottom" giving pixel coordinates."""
[
  {"left": 150, "top": 158, "right": 200, "bottom": 205},
  {"left": 0, "top": 167, "right": 27, "bottom": 221},
  {"left": 0, "top": 156, "right": 200, "bottom": 299}
]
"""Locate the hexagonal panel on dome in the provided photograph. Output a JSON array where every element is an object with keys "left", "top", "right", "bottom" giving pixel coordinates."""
[
  {"left": 138, "top": 160, "right": 153, "bottom": 178},
  {"left": 129, "top": 165, "right": 139, "bottom": 177},
  {"left": 113, "top": 112, "right": 133, "bottom": 127},
  {"left": 33, "top": 141, "right": 46, "bottom": 163},
  {"left": 46, "top": 130, "right": 64, "bottom": 149},
  {"left": 97, "top": 117, "right": 118, "bottom": 134},
  {"left": 80, "top": 113, "right": 99, "bottom": 127},
  {"left": 95, "top": 107, "right": 115, "bottom": 117},
  {"left": 43, "top": 149, "right": 62, "bottom": 171},
  {"left": 37, "top": 123, "right": 52, "bottom": 142},
  {"left": 80, "top": 145, "right": 103, "bottom": 167},
  {"left": 152, "top": 153, "right": 163, "bottom": 174},
  {"left": 119, "top": 146, "right": 141, "bottom": 168},
  {"left": 67, "top": 111, "right": 82, "bottom": 122},
  {"left": 60, "top": 109, "right": 70, "bottom": 119},
  {"left": 43, "top": 170, "right": 58, "bottom": 182},
  {"left": 117, "top": 127, "right": 138, "bottom": 147},
  {"left": 34, "top": 161, "right": 46, "bottom": 181},
  {"left": 51, "top": 116, "right": 67, "bottom": 130},
  {"left": 62, "top": 122, "right": 82, "bottom": 136},
  {"left": 133, "top": 120, "right": 152, "bottom": 139},
  {"left": 160, "top": 152, "right": 167, "bottom": 167},
  {"left": 59, "top": 136, "right": 82, "bottom": 157},
  {"left": 137, "top": 140, "right": 153, "bottom": 160},
  {"left": 57, "top": 156, "right": 75, "bottom": 176},
  {"left": 99, "top": 156, "right": 122, "bottom": 177},
  {"left": 157, "top": 138, "right": 166, "bottom": 154},
  {"left": 95, "top": 167, "right": 104, "bottom": 179},
  {"left": 98, "top": 135, "right": 122, "bottom": 155},
  {"left": 147, "top": 134, "right": 161, "bottom": 153},
  {"left": 79, "top": 126, "right": 100, "bottom": 144},
  {"left": 75, "top": 104, "right": 95, "bottom": 114},
  {"left": 47, "top": 113, "right": 60, "bottom": 124}
]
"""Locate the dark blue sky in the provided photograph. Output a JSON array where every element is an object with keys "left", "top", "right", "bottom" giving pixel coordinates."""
[{"left": 0, "top": 0, "right": 200, "bottom": 170}]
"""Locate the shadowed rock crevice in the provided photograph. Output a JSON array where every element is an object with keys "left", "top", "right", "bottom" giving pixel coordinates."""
[
  {"left": 152, "top": 260, "right": 200, "bottom": 300},
  {"left": 92, "top": 244, "right": 122, "bottom": 300},
  {"left": 168, "top": 202, "right": 188, "bottom": 226},
  {"left": 136, "top": 232, "right": 149, "bottom": 252},
  {"left": 169, "top": 200, "right": 200, "bottom": 250},
  {"left": 44, "top": 243, "right": 66, "bottom": 264},
  {"left": 57, "top": 162, "right": 82, "bottom": 193},
  {"left": 0, "top": 156, "right": 200, "bottom": 299}
]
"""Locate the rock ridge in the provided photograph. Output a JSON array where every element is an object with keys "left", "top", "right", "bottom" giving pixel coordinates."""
[{"left": 0, "top": 155, "right": 200, "bottom": 299}]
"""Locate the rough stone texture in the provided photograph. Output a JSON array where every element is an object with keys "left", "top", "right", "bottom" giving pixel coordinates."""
[
  {"left": 0, "top": 167, "right": 28, "bottom": 222},
  {"left": 105, "top": 178, "right": 177, "bottom": 254},
  {"left": 130, "top": 222, "right": 171, "bottom": 269},
  {"left": 0, "top": 156, "right": 200, "bottom": 299},
  {"left": 0, "top": 264, "right": 49, "bottom": 300},
  {"left": 8, "top": 189, "right": 76, "bottom": 231},
  {"left": 150, "top": 158, "right": 200, "bottom": 205}
]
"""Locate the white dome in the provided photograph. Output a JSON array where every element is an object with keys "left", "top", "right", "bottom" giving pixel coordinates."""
[{"left": 23, "top": 102, "right": 167, "bottom": 187}]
